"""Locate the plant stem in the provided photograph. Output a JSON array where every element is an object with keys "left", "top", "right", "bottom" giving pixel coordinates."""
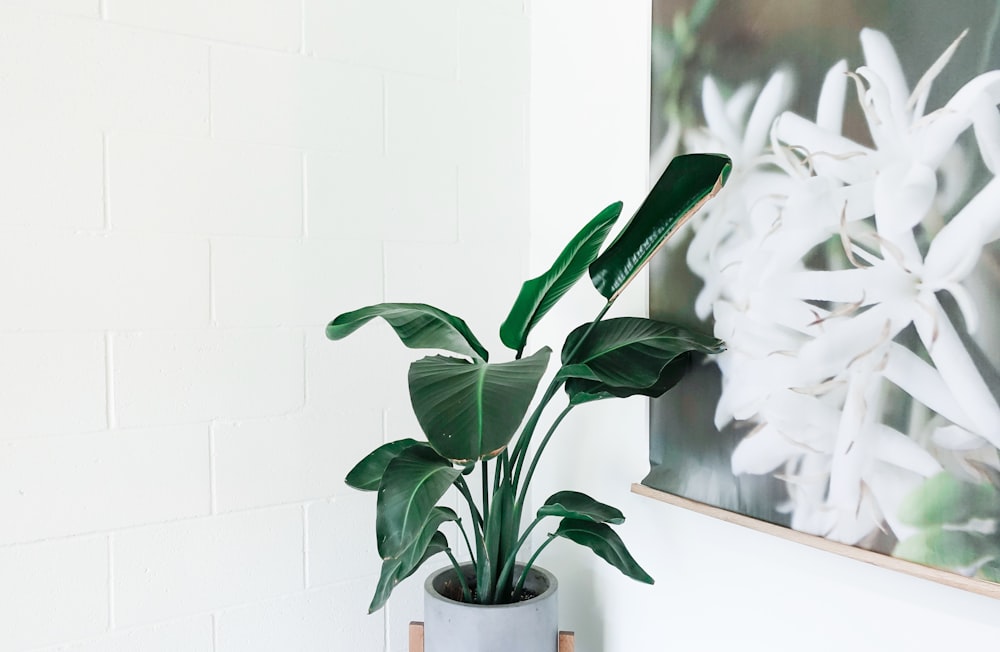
[
  {"left": 493, "top": 449, "right": 507, "bottom": 494},
  {"left": 514, "top": 404, "right": 574, "bottom": 519},
  {"left": 456, "top": 517, "right": 476, "bottom": 562},
  {"left": 493, "top": 515, "right": 543, "bottom": 602},
  {"left": 481, "top": 459, "right": 490, "bottom": 526},
  {"left": 510, "top": 377, "right": 563, "bottom": 483},
  {"left": 445, "top": 549, "right": 473, "bottom": 603},
  {"left": 512, "top": 533, "right": 557, "bottom": 598},
  {"left": 454, "top": 476, "right": 484, "bottom": 531},
  {"left": 561, "top": 300, "right": 612, "bottom": 362}
]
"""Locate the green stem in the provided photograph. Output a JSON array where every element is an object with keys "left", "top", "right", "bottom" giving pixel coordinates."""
[
  {"left": 481, "top": 460, "right": 490, "bottom": 526},
  {"left": 514, "top": 404, "right": 574, "bottom": 519},
  {"left": 456, "top": 518, "right": 476, "bottom": 563},
  {"left": 493, "top": 450, "right": 507, "bottom": 494},
  {"left": 513, "top": 534, "right": 557, "bottom": 598},
  {"left": 510, "top": 378, "right": 563, "bottom": 484},
  {"left": 454, "top": 476, "right": 484, "bottom": 531},
  {"left": 493, "top": 515, "right": 544, "bottom": 602},
  {"left": 562, "top": 300, "right": 612, "bottom": 363},
  {"left": 445, "top": 549, "right": 473, "bottom": 603}
]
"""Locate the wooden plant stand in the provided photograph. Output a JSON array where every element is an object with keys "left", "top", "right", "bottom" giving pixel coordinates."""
[{"left": 408, "top": 622, "right": 575, "bottom": 652}]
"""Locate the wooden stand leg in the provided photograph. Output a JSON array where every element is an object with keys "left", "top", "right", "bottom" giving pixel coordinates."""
[{"left": 408, "top": 622, "right": 574, "bottom": 652}]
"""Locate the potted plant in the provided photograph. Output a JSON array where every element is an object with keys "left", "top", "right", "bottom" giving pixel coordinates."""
[{"left": 328, "top": 153, "right": 732, "bottom": 652}]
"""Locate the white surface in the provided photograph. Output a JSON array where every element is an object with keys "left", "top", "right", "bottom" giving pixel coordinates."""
[{"left": 0, "top": 1, "right": 529, "bottom": 649}]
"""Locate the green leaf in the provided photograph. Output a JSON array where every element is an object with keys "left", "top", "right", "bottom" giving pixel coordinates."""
[
  {"left": 589, "top": 153, "right": 731, "bottom": 300},
  {"left": 407, "top": 348, "right": 552, "bottom": 463},
  {"left": 978, "top": 559, "right": 1000, "bottom": 583},
  {"left": 500, "top": 202, "right": 623, "bottom": 353},
  {"left": 483, "top": 481, "right": 514, "bottom": 601},
  {"left": 557, "top": 317, "right": 723, "bottom": 402},
  {"left": 369, "top": 530, "right": 449, "bottom": 613},
  {"left": 376, "top": 446, "right": 459, "bottom": 560},
  {"left": 553, "top": 519, "right": 654, "bottom": 584},
  {"left": 894, "top": 528, "right": 994, "bottom": 569},
  {"left": 345, "top": 438, "right": 423, "bottom": 491},
  {"left": 898, "top": 472, "right": 1000, "bottom": 527},
  {"left": 565, "top": 352, "right": 694, "bottom": 403},
  {"left": 538, "top": 491, "right": 625, "bottom": 524},
  {"left": 327, "top": 302, "right": 489, "bottom": 362}
]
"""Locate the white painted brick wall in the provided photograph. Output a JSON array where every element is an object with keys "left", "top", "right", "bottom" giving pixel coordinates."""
[{"left": 0, "top": 1, "right": 529, "bottom": 650}]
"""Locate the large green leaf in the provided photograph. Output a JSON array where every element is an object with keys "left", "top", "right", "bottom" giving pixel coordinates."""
[
  {"left": 345, "top": 438, "right": 423, "bottom": 491},
  {"left": 565, "top": 352, "right": 694, "bottom": 404},
  {"left": 407, "top": 348, "right": 552, "bottom": 463},
  {"left": 898, "top": 472, "right": 1000, "bottom": 527},
  {"left": 553, "top": 519, "right": 654, "bottom": 584},
  {"left": 327, "top": 302, "right": 489, "bottom": 361},
  {"left": 589, "top": 153, "right": 731, "bottom": 300},
  {"left": 376, "top": 446, "right": 459, "bottom": 560},
  {"left": 369, "top": 530, "right": 449, "bottom": 613},
  {"left": 538, "top": 491, "right": 625, "bottom": 524},
  {"left": 557, "top": 317, "right": 723, "bottom": 402},
  {"left": 500, "top": 202, "right": 623, "bottom": 353}
]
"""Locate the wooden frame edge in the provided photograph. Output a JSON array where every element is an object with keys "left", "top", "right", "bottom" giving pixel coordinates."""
[{"left": 631, "top": 482, "right": 1000, "bottom": 600}]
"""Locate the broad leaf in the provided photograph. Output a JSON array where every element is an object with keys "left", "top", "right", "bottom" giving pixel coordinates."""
[
  {"left": 345, "top": 438, "right": 423, "bottom": 491},
  {"left": 408, "top": 348, "right": 552, "bottom": 463},
  {"left": 369, "top": 530, "right": 449, "bottom": 613},
  {"left": 590, "top": 153, "right": 731, "bottom": 300},
  {"left": 500, "top": 202, "right": 623, "bottom": 353},
  {"left": 553, "top": 519, "right": 654, "bottom": 584},
  {"left": 327, "top": 302, "right": 489, "bottom": 361},
  {"left": 376, "top": 446, "right": 459, "bottom": 559},
  {"left": 897, "top": 472, "right": 1000, "bottom": 527},
  {"left": 558, "top": 318, "right": 723, "bottom": 402},
  {"left": 565, "top": 352, "right": 694, "bottom": 404},
  {"left": 538, "top": 491, "right": 625, "bottom": 524}
]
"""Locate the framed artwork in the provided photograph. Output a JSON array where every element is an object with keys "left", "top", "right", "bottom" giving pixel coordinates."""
[{"left": 645, "top": 0, "right": 1000, "bottom": 598}]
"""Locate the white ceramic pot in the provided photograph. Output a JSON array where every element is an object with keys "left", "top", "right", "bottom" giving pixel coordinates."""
[{"left": 423, "top": 564, "right": 558, "bottom": 652}]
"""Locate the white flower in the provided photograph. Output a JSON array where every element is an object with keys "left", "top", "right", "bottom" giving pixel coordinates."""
[{"left": 687, "top": 29, "right": 1000, "bottom": 545}]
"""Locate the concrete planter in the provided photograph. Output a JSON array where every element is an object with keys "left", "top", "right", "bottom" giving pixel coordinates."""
[{"left": 423, "top": 564, "right": 559, "bottom": 652}]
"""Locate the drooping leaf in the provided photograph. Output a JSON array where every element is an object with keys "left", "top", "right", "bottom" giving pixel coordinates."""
[
  {"left": 500, "top": 202, "right": 623, "bottom": 353},
  {"left": 397, "top": 507, "right": 458, "bottom": 571},
  {"left": 327, "top": 302, "right": 489, "bottom": 361},
  {"left": 407, "top": 348, "right": 552, "bottom": 463},
  {"left": 565, "top": 351, "right": 694, "bottom": 404},
  {"left": 538, "top": 491, "right": 625, "bottom": 524},
  {"left": 557, "top": 317, "right": 723, "bottom": 403},
  {"left": 369, "top": 530, "right": 449, "bottom": 613},
  {"left": 345, "top": 438, "right": 423, "bottom": 491},
  {"left": 894, "top": 528, "right": 994, "bottom": 569},
  {"left": 897, "top": 472, "right": 1000, "bottom": 527},
  {"left": 553, "top": 519, "right": 654, "bottom": 584},
  {"left": 590, "top": 153, "right": 731, "bottom": 300},
  {"left": 376, "top": 446, "right": 459, "bottom": 560}
]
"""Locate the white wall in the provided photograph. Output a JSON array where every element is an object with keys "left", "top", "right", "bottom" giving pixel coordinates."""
[
  {"left": 0, "top": 2, "right": 528, "bottom": 650},
  {"left": 529, "top": 2, "right": 1000, "bottom": 652}
]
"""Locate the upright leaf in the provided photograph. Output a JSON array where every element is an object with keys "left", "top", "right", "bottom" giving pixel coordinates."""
[
  {"left": 553, "top": 519, "right": 654, "bottom": 584},
  {"left": 538, "top": 491, "right": 625, "bottom": 524},
  {"left": 369, "top": 531, "right": 449, "bottom": 613},
  {"left": 500, "top": 202, "right": 623, "bottom": 353},
  {"left": 590, "top": 153, "right": 731, "bottom": 300},
  {"left": 557, "top": 317, "right": 723, "bottom": 403},
  {"left": 408, "top": 348, "right": 552, "bottom": 463},
  {"left": 327, "top": 302, "right": 489, "bottom": 361},
  {"left": 346, "top": 438, "right": 424, "bottom": 491},
  {"left": 376, "top": 446, "right": 459, "bottom": 560}
]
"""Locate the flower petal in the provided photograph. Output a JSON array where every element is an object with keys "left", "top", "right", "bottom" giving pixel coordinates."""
[{"left": 817, "top": 59, "right": 849, "bottom": 133}]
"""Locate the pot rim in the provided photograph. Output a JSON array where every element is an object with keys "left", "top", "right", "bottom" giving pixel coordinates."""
[{"left": 424, "top": 563, "right": 558, "bottom": 609}]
